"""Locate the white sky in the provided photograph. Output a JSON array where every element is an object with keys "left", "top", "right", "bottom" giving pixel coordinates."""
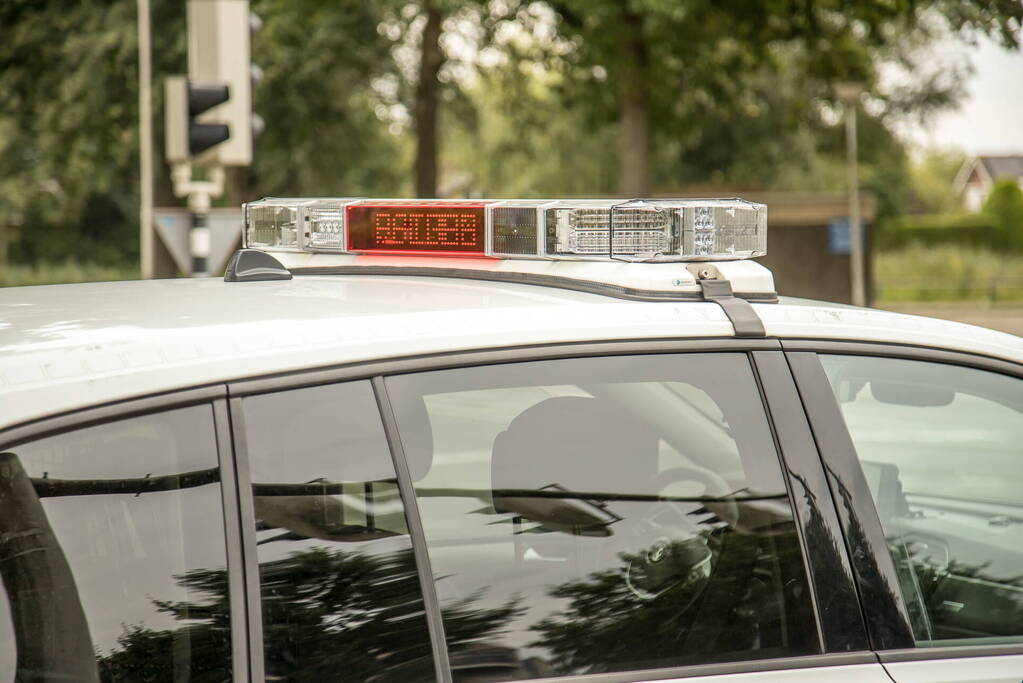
[{"left": 896, "top": 35, "right": 1023, "bottom": 155}]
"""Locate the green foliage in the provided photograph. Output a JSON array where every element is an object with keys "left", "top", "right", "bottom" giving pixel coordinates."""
[
  {"left": 878, "top": 212, "right": 1003, "bottom": 250},
  {"left": 445, "top": 66, "right": 619, "bottom": 197},
  {"left": 982, "top": 178, "right": 1023, "bottom": 249},
  {"left": 0, "top": 262, "right": 139, "bottom": 287},
  {"left": 907, "top": 148, "right": 967, "bottom": 214},
  {"left": 248, "top": 0, "right": 408, "bottom": 198},
  {"left": 0, "top": 0, "right": 187, "bottom": 267},
  {"left": 876, "top": 245, "right": 1023, "bottom": 302}
]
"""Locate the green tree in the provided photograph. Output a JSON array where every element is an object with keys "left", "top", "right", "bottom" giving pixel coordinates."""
[
  {"left": 0, "top": 0, "right": 187, "bottom": 267},
  {"left": 907, "top": 148, "right": 967, "bottom": 214},
  {"left": 0, "top": 0, "right": 412, "bottom": 269},
  {"left": 248, "top": 0, "right": 407, "bottom": 200},
  {"left": 524, "top": 0, "right": 1021, "bottom": 196},
  {"left": 983, "top": 178, "right": 1023, "bottom": 249}
]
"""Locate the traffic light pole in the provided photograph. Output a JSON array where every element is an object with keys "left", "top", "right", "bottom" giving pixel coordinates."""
[
  {"left": 137, "top": 0, "right": 155, "bottom": 279},
  {"left": 171, "top": 163, "right": 225, "bottom": 277}
]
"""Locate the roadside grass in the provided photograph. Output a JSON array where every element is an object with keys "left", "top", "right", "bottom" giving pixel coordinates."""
[
  {"left": 0, "top": 262, "right": 140, "bottom": 287},
  {"left": 875, "top": 245, "right": 1023, "bottom": 303}
]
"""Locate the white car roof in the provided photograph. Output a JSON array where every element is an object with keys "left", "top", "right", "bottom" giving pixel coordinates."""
[{"left": 2, "top": 274, "right": 1022, "bottom": 431}]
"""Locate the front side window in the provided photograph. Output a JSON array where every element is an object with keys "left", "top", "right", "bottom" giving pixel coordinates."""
[
  {"left": 822, "top": 355, "right": 1023, "bottom": 646},
  {"left": 240, "top": 381, "right": 435, "bottom": 681},
  {"left": 387, "top": 353, "right": 818, "bottom": 680},
  {"left": 0, "top": 405, "right": 232, "bottom": 681}
]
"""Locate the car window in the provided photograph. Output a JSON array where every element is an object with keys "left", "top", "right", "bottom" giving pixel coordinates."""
[
  {"left": 0, "top": 405, "right": 232, "bottom": 681},
  {"left": 821, "top": 355, "right": 1023, "bottom": 647},
  {"left": 387, "top": 353, "right": 818, "bottom": 680},
  {"left": 240, "top": 381, "right": 435, "bottom": 681}
]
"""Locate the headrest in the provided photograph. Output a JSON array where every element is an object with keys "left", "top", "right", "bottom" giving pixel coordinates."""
[
  {"left": 278, "top": 391, "right": 433, "bottom": 483},
  {"left": 491, "top": 396, "right": 659, "bottom": 502}
]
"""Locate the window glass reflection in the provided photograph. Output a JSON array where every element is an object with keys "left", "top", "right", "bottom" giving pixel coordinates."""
[
  {"left": 823, "top": 355, "right": 1023, "bottom": 646},
  {"left": 388, "top": 354, "right": 818, "bottom": 680},
  {"left": 242, "top": 381, "right": 435, "bottom": 681},
  {"left": 0, "top": 405, "right": 231, "bottom": 681}
]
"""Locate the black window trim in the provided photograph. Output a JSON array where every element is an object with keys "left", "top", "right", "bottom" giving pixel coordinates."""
[
  {"left": 214, "top": 399, "right": 250, "bottom": 683},
  {"left": 750, "top": 351, "right": 868, "bottom": 653},
  {"left": 226, "top": 397, "right": 266, "bottom": 682},
  {"left": 782, "top": 338, "right": 1023, "bottom": 664},
  {"left": 372, "top": 375, "right": 453, "bottom": 683}
]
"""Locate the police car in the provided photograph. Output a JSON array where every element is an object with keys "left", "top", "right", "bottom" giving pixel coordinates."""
[{"left": 2, "top": 197, "right": 1022, "bottom": 682}]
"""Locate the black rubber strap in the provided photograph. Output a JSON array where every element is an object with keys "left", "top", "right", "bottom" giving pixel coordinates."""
[{"left": 699, "top": 279, "right": 767, "bottom": 338}]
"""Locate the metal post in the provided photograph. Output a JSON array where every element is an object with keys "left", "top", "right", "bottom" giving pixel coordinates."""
[
  {"left": 137, "top": 0, "right": 155, "bottom": 279},
  {"left": 845, "top": 100, "right": 865, "bottom": 307},
  {"left": 190, "top": 210, "right": 210, "bottom": 276},
  {"left": 171, "top": 163, "right": 223, "bottom": 277}
]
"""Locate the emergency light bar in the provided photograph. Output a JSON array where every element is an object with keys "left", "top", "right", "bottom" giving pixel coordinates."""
[{"left": 244, "top": 197, "right": 767, "bottom": 262}]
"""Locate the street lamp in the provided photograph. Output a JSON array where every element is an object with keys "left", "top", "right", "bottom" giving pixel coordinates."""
[{"left": 835, "top": 82, "right": 866, "bottom": 307}]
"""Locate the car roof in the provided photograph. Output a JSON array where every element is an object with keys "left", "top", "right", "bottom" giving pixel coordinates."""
[{"left": 2, "top": 275, "right": 1022, "bottom": 431}]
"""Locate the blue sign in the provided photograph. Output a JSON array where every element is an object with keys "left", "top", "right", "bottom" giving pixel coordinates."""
[{"left": 829, "top": 218, "right": 868, "bottom": 255}]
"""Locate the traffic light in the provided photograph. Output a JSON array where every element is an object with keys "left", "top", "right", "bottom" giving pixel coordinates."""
[
  {"left": 164, "top": 77, "right": 231, "bottom": 161},
  {"left": 164, "top": 0, "right": 253, "bottom": 165}
]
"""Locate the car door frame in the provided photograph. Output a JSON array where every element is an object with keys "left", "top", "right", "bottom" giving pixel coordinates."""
[
  {"left": 226, "top": 337, "right": 878, "bottom": 681},
  {"left": 783, "top": 338, "right": 1023, "bottom": 667}
]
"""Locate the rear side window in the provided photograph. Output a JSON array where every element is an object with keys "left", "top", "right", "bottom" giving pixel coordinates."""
[
  {"left": 0, "top": 405, "right": 232, "bottom": 681},
  {"left": 387, "top": 353, "right": 818, "bottom": 680},
  {"left": 240, "top": 381, "right": 435, "bottom": 681},
  {"left": 822, "top": 355, "right": 1023, "bottom": 647}
]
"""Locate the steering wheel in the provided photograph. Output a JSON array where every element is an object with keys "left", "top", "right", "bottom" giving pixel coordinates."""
[
  {"left": 650, "top": 465, "right": 741, "bottom": 528},
  {"left": 614, "top": 465, "right": 738, "bottom": 602}
]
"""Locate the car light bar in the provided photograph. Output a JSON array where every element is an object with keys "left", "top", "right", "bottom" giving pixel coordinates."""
[{"left": 244, "top": 197, "right": 767, "bottom": 261}]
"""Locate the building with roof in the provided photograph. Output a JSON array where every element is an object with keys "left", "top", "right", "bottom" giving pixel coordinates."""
[{"left": 954, "top": 155, "right": 1023, "bottom": 212}]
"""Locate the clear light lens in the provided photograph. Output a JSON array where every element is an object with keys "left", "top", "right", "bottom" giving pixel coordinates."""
[
  {"left": 680, "top": 199, "right": 766, "bottom": 259},
  {"left": 545, "top": 200, "right": 679, "bottom": 258},
  {"left": 306, "top": 201, "right": 350, "bottom": 251},
  {"left": 245, "top": 200, "right": 300, "bottom": 250}
]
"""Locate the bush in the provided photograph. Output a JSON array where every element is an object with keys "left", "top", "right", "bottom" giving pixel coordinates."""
[
  {"left": 877, "top": 213, "right": 1004, "bottom": 250},
  {"left": 983, "top": 179, "right": 1023, "bottom": 249},
  {"left": 876, "top": 245, "right": 1023, "bottom": 302},
  {"left": 0, "top": 262, "right": 139, "bottom": 287}
]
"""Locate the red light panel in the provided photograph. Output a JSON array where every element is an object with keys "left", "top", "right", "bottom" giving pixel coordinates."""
[{"left": 347, "top": 204, "right": 486, "bottom": 254}]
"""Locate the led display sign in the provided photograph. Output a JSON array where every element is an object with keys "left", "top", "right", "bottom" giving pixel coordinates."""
[{"left": 347, "top": 204, "right": 486, "bottom": 254}]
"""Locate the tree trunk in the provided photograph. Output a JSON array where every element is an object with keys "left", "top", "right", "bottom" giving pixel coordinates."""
[
  {"left": 619, "top": 11, "right": 651, "bottom": 197},
  {"left": 415, "top": 2, "right": 444, "bottom": 197}
]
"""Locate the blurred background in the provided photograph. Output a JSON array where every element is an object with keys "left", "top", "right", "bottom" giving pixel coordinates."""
[{"left": 0, "top": 0, "right": 1021, "bottom": 331}]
